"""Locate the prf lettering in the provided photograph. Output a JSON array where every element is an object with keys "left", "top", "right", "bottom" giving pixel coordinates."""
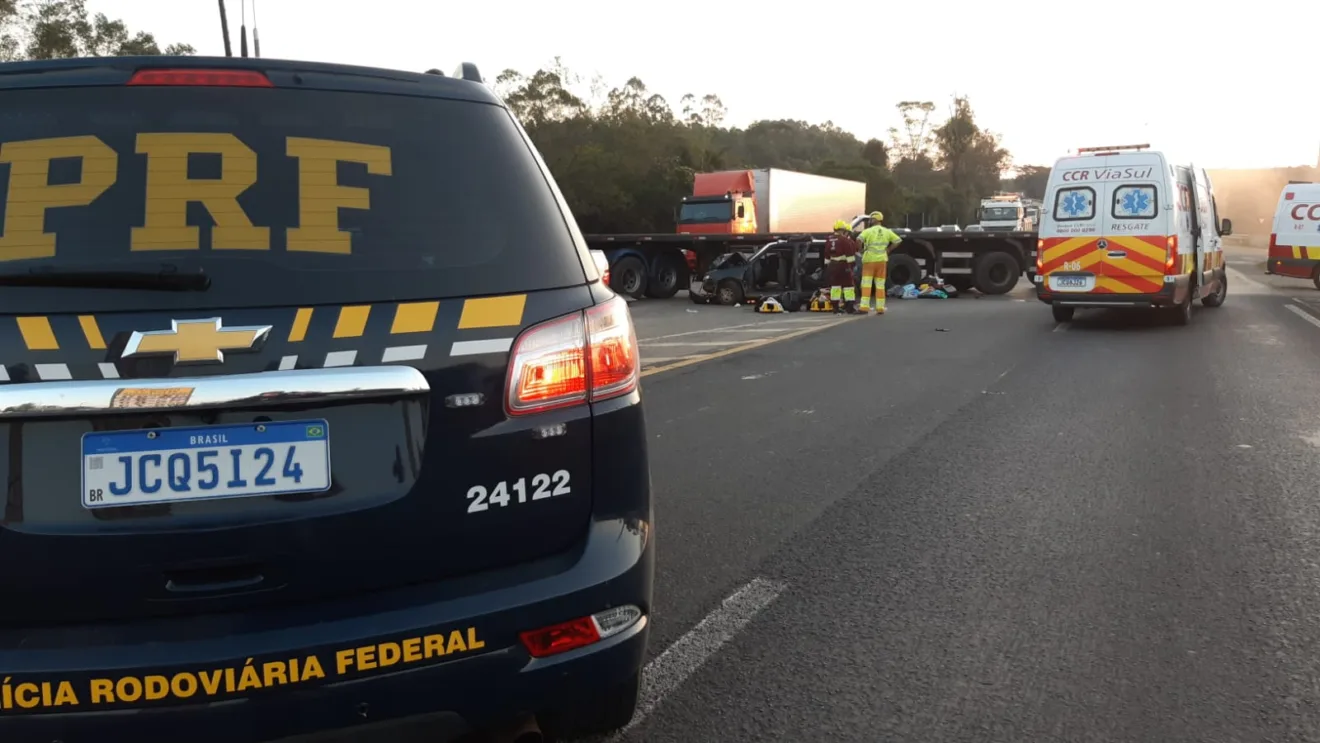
[{"left": 0, "top": 133, "right": 393, "bottom": 263}]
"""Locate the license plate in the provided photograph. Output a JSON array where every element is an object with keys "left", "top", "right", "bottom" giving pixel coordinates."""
[
  {"left": 1049, "top": 274, "right": 1095, "bottom": 292},
  {"left": 81, "top": 420, "right": 331, "bottom": 509}
]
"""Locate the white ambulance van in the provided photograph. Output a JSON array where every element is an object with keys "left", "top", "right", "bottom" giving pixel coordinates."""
[
  {"left": 1035, "top": 144, "right": 1232, "bottom": 325},
  {"left": 1264, "top": 182, "right": 1320, "bottom": 288}
]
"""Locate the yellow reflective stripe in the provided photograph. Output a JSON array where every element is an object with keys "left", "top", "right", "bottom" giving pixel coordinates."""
[
  {"left": 458, "top": 295, "right": 527, "bottom": 329},
  {"left": 78, "top": 315, "right": 106, "bottom": 350},
  {"left": 17, "top": 316, "right": 58, "bottom": 350},
  {"left": 332, "top": 305, "right": 372, "bottom": 339},
  {"left": 391, "top": 301, "right": 440, "bottom": 334},
  {"left": 288, "top": 307, "right": 313, "bottom": 342}
]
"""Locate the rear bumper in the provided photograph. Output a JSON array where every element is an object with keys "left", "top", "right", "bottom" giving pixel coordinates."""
[
  {"left": 1267, "top": 256, "right": 1316, "bottom": 280},
  {"left": 0, "top": 393, "right": 655, "bottom": 743},
  {"left": 0, "top": 515, "right": 652, "bottom": 743},
  {"left": 1036, "top": 274, "right": 1187, "bottom": 308}
]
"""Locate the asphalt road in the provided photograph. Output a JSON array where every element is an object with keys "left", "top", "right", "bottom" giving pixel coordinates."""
[{"left": 617, "top": 247, "right": 1320, "bottom": 743}]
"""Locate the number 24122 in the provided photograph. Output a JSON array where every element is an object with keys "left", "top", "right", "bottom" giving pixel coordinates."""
[{"left": 467, "top": 471, "right": 571, "bottom": 513}]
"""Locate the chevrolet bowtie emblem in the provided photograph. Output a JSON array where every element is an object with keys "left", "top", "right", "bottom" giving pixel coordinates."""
[{"left": 121, "top": 318, "right": 273, "bottom": 365}]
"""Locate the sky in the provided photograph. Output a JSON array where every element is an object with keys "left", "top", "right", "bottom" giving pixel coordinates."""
[{"left": 100, "top": 0, "right": 1320, "bottom": 170}]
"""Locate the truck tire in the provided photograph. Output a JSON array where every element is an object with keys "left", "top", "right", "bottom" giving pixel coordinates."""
[
  {"left": 973, "top": 251, "right": 1020, "bottom": 295},
  {"left": 1201, "top": 269, "right": 1227, "bottom": 307},
  {"left": 887, "top": 254, "right": 923, "bottom": 288},
  {"left": 645, "top": 253, "right": 683, "bottom": 299},
  {"left": 610, "top": 256, "right": 648, "bottom": 299},
  {"left": 716, "top": 280, "right": 744, "bottom": 306},
  {"left": 1169, "top": 294, "right": 1192, "bottom": 326}
]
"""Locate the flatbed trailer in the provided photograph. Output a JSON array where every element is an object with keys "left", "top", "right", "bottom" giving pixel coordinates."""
[{"left": 585, "top": 229, "right": 1040, "bottom": 300}]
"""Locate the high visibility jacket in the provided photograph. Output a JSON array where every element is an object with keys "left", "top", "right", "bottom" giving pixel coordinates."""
[
  {"left": 858, "top": 225, "right": 902, "bottom": 263},
  {"left": 824, "top": 233, "right": 859, "bottom": 263}
]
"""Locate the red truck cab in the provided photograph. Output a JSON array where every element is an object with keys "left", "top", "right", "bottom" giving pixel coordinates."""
[{"left": 677, "top": 170, "right": 758, "bottom": 272}]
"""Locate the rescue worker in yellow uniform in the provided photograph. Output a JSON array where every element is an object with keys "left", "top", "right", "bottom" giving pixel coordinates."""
[{"left": 856, "top": 211, "right": 904, "bottom": 315}]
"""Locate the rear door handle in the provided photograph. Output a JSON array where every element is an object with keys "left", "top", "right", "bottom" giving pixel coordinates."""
[{"left": 1107, "top": 251, "right": 1127, "bottom": 258}]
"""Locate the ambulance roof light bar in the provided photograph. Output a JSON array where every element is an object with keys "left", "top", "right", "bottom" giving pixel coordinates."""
[{"left": 1077, "top": 143, "right": 1150, "bottom": 155}]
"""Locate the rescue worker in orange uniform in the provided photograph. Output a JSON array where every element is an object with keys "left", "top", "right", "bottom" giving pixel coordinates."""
[{"left": 823, "top": 220, "right": 859, "bottom": 313}]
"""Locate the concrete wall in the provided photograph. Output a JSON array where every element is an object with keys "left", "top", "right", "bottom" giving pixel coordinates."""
[{"left": 1207, "top": 166, "right": 1320, "bottom": 248}]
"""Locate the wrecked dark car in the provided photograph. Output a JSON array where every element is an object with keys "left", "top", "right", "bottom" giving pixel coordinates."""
[{"left": 690, "top": 239, "right": 825, "bottom": 306}]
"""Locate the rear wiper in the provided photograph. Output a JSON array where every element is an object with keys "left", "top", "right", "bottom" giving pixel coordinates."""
[{"left": 0, "top": 265, "right": 210, "bottom": 291}]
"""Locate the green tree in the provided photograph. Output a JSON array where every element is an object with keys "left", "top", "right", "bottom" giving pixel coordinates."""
[
  {"left": 933, "top": 96, "right": 1010, "bottom": 225},
  {"left": 494, "top": 62, "right": 1016, "bottom": 234},
  {"left": 1, "top": 0, "right": 194, "bottom": 61},
  {"left": 1001, "top": 165, "right": 1050, "bottom": 200}
]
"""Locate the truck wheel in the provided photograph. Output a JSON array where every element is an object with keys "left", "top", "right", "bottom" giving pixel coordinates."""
[
  {"left": 716, "top": 280, "right": 744, "bottom": 306},
  {"left": 645, "top": 254, "right": 683, "bottom": 299},
  {"left": 887, "top": 254, "right": 923, "bottom": 287},
  {"left": 1201, "top": 269, "right": 1227, "bottom": 307},
  {"left": 973, "top": 251, "right": 1020, "bottom": 295},
  {"left": 611, "top": 256, "right": 648, "bottom": 299},
  {"left": 1168, "top": 294, "right": 1192, "bottom": 325},
  {"left": 1052, "top": 305, "right": 1075, "bottom": 323},
  {"left": 539, "top": 672, "right": 640, "bottom": 740}
]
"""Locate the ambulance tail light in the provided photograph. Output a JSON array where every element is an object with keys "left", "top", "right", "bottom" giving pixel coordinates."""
[
  {"left": 127, "top": 69, "right": 274, "bottom": 87},
  {"left": 1165, "top": 235, "right": 1178, "bottom": 272},
  {"left": 506, "top": 295, "right": 639, "bottom": 416},
  {"left": 1036, "top": 239, "right": 1044, "bottom": 273}
]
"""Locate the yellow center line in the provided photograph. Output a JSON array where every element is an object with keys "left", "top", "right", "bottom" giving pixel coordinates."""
[{"left": 640, "top": 316, "right": 860, "bottom": 378}]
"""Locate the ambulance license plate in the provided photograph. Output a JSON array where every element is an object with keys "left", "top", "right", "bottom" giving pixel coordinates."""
[
  {"left": 1049, "top": 275, "right": 1094, "bottom": 292},
  {"left": 81, "top": 420, "right": 332, "bottom": 509}
]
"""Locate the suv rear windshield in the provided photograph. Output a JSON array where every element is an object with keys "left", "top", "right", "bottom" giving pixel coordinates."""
[{"left": 0, "top": 86, "right": 586, "bottom": 313}]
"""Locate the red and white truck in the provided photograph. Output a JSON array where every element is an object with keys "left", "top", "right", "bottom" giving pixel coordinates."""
[{"left": 589, "top": 169, "right": 864, "bottom": 299}]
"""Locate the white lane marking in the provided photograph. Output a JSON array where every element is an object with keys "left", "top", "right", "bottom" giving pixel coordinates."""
[
  {"left": 449, "top": 338, "right": 513, "bottom": 357},
  {"left": 0, "top": 366, "right": 10, "bottom": 382},
  {"left": 381, "top": 344, "right": 427, "bottom": 363},
  {"left": 278, "top": 355, "right": 298, "bottom": 371},
  {"left": 1285, "top": 304, "right": 1320, "bottom": 330},
  {"left": 323, "top": 350, "right": 358, "bottom": 368},
  {"left": 97, "top": 363, "right": 119, "bottom": 379},
  {"left": 1227, "top": 266, "right": 1270, "bottom": 294},
  {"left": 35, "top": 363, "right": 71, "bottom": 381},
  {"left": 640, "top": 356, "right": 691, "bottom": 365},
  {"left": 1053, "top": 323, "right": 1069, "bottom": 332},
  {"left": 611, "top": 578, "right": 788, "bottom": 739},
  {"left": 639, "top": 317, "right": 833, "bottom": 342}
]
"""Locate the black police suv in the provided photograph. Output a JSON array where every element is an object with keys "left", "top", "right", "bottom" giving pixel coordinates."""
[{"left": 0, "top": 56, "right": 652, "bottom": 743}]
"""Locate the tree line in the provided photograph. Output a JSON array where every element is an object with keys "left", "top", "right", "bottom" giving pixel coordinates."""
[
  {"left": 0, "top": 0, "right": 194, "bottom": 60},
  {"left": 0, "top": 6, "right": 1050, "bottom": 233},
  {"left": 497, "top": 61, "right": 1052, "bottom": 233}
]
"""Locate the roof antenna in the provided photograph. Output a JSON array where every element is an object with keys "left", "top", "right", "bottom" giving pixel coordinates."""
[
  {"left": 239, "top": 0, "right": 249, "bottom": 58},
  {"left": 218, "top": 0, "right": 233, "bottom": 57},
  {"left": 251, "top": 0, "right": 261, "bottom": 58}
]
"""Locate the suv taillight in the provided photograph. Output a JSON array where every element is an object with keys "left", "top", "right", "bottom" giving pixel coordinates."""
[{"left": 505, "top": 296, "right": 639, "bottom": 416}]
